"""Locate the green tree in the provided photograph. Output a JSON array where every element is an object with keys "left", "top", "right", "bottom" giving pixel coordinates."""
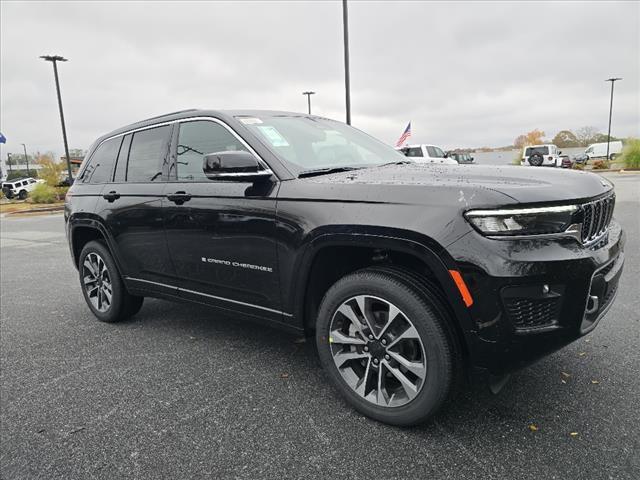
[{"left": 552, "top": 130, "right": 579, "bottom": 148}]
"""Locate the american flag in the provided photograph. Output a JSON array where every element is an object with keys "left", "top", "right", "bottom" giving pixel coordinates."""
[{"left": 395, "top": 122, "right": 411, "bottom": 147}]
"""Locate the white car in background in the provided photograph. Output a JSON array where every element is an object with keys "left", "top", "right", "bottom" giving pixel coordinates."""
[
  {"left": 397, "top": 144, "right": 458, "bottom": 164},
  {"left": 1, "top": 177, "right": 44, "bottom": 199},
  {"left": 584, "top": 141, "right": 623, "bottom": 160},
  {"left": 521, "top": 144, "right": 562, "bottom": 167}
]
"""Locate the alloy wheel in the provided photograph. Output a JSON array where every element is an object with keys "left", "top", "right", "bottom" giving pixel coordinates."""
[
  {"left": 328, "top": 295, "right": 427, "bottom": 407},
  {"left": 82, "top": 252, "right": 113, "bottom": 312}
]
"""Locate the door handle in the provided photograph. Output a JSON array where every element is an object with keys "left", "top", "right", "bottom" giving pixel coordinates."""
[
  {"left": 103, "top": 190, "right": 120, "bottom": 202},
  {"left": 167, "top": 191, "right": 192, "bottom": 204}
]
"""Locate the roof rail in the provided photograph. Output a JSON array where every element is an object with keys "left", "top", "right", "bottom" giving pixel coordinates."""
[{"left": 140, "top": 109, "right": 198, "bottom": 123}]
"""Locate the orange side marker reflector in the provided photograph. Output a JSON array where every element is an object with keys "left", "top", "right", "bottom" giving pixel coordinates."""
[{"left": 448, "top": 270, "right": 473, "bottom": 307}]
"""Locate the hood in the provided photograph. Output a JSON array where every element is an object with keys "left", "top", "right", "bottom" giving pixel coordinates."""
[{"left": 306, "top": 164, "right": 613, "bottom": 204}]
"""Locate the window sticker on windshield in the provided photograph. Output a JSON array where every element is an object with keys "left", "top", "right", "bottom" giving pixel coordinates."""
[
  {"left": 239, "top": 117, "right": 263, "bottom": 125},
  {"left": 257, "top": 125, "right": 290, "bottom": 147}
]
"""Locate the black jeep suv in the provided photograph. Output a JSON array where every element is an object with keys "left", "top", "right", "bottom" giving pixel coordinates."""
[{"left": 65, "top": 110, "right": 624, "bottom": 426}]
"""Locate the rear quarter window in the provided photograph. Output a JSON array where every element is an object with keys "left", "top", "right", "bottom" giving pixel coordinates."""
[{"left": 81, "top": 137, "right": 123, "bottom": 183}]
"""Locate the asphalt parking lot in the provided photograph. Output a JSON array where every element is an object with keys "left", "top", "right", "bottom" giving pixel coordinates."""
[{"left": 1, "top": 172, "right": 639, "bottom": 480}]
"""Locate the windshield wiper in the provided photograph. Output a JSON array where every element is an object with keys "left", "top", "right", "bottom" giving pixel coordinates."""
[
  {"left": 298, "top": 166, "right": 363, "bottom": 178},
  {"left": 378, "top": 160, "right": 413, "bottom": 167}
]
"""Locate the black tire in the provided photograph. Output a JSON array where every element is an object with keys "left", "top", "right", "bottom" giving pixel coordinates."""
[
  {"left": 528, "top": 153, "right": 543, "bottom": 166},
  {"left": 18, "top": 190, "right": 27, "bottom": 200},
  {"left": 609, "top": 153, "right": 616, "bottom": 161},
  {"left": 5, "top": 191, "right": 13, "bottom": 199},
  {"left": 78, "top": 240, "right": 144, "bottom": 323},
  {"left": 316, "top": 268, "right": 456, "bottom": 426}
]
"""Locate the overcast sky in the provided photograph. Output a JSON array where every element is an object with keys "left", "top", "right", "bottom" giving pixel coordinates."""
[{"left": 1, "top": 0, "right": 638, "bottom": 160}]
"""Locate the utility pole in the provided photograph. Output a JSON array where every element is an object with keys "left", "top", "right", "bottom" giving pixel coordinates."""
[
  {"left": 605, "top": 77, "right": 622, "bottom": 162},
  {"left": 302, "top": 91, "right": 316, "bottom": 114},
  {"left": 41, "top": 55, "right": 73, "bottom": 182},
  {"left": 342, "top": 0, "right": 351, "bottom": 125},
  {"left": 22, "top": 143, "right": 29, "bottom": 176}
]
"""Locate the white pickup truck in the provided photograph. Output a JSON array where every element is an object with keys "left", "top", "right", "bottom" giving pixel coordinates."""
[{"left": 397, "top": 144, "right": 458, "bottom": 165}]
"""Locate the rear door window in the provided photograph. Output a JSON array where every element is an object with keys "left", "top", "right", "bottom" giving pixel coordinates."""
[
  {"left": 426, "top": 146, "right": 445, "bottom": 158},
  {"left": 127, "top": 126, "right": 171, "bottom": 182}
]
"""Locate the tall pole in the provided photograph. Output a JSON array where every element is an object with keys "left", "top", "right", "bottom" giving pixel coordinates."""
[
  {"left": 22, "top": 144, "right": 29, "bottom": 176},
  {"left": 342, "top": 0, "right": 351, "bottom": 125},
  {"left": 302, "top": 91, "right": 316, "bottom": 114},
  {"left": 7, "top": 153, "right": 13, "bottom": 173},
  {"left": 605, "top": 77, "right": 622, "bottom": 162},
  {"left": 41, "top": 55, "right": 73, "bottom": 182}
]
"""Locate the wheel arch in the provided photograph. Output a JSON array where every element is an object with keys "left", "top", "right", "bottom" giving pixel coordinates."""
[
  {"left": 291, "top": 227, "right": 476, "bottom": 354},
  {"left": 68, "top": 215, "right": 124, "bottom": 276}
]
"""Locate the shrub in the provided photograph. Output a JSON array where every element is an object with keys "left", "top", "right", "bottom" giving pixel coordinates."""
[
  {"left": 592, "top": 160, "right": 609, "bottom": 170},
  {"left": 37, "top": 154, "right": 65, "bottom": 186},
  {"left": 511, "top": 151, "right": 522, "bottom": 165},
  {"left": 620, "top": 138, "right": 640, "bottom": 169},
  {"left": 30, "top": 183, "right": 58, "bottom": 203},
  {"left": 572, "top": 163, "right": 584, "bottom": 170}
]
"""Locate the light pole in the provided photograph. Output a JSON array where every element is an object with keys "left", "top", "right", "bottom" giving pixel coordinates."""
[
  {"left": 7, "top": 153, "right": 13, "bottom": 173},
  {"left": 605, "top": 77, "right": 622, "bottom": 162},
  {"left": 21, "top": 143, "right": 30, "bottom": 176},
  {"left": 40, "top": 55, "right": 73, "bottom": 182},
  {"left": 342, "top": 0, "right": 351, "bottom": 125},
  {"left": 302, "top": 91, "right": 316, "bottom": 114}
]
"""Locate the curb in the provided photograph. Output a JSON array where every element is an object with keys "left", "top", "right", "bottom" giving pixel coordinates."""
[{"left": 4, "top": 205, "right": 65, "bottom": 216}]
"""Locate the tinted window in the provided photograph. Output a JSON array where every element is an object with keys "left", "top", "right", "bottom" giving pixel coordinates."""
[
  {"left": 176, "top": 121, "right": 247, "bottom": 181},
  {"left": 127, "top": 126, "right": 171, "bottom": 182},
  {"left": 22, "top": 181, "right": 28, "bottom": 186},
  {"left": 525, "top": 146, "right": 549, "bottom": 156},
  {"left": 406, "top": 147, "right": 423, "bottom": 157},
  {"left": 82, "top": 137, "right": 122, "bottom": 183},
  {"left": 113, "top": 134, "right": 132, "bottom": 182}
]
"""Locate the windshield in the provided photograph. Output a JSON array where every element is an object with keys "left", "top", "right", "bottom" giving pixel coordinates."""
[{"left": 237, "top": 115, "right": 406, "bottom": 173}]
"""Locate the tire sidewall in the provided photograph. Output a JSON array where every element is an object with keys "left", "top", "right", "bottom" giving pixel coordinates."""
[
  {"left": 79, "top": 240, "right": 127, "bottom": 322},
  {"left": 529, "top": 154, "right": 543, "bottom": 166},
  {"left": 316, "top": 271, "right": 453, "bottom": 426}
]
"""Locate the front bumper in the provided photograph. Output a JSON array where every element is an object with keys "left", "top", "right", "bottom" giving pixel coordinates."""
[{"left": 447, "top": 220, "right": 625, "bottom": 375}]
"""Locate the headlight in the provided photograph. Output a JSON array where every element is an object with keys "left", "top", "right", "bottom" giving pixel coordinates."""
[{"left": 465, "top": 205, "right": 578, "bottom": 237}]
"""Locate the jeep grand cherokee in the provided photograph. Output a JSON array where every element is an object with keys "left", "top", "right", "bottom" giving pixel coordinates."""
[{"left": 65, "top": 110, "right": 625, "bottom": 426}]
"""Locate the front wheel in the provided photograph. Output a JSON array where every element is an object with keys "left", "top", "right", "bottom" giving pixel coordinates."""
[
  {"left": 18, "top": 190, "right": 27, "bottom": 200},
  {"left": 79, "top": 240, "right": 144, "bottom": 323},
  {"left": 316, "top": 269, "right": 456, "bottom": 426}
]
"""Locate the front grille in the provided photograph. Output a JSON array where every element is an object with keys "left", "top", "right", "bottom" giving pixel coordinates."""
[
  {"left": 504, "top": 297, "right": 561, "bottom": 330},
  {"left": 580, "top": 193, "right": 615, "bottom": 243}
]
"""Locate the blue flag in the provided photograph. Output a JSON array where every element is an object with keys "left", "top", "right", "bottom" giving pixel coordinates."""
[{"left": 0, "top": 132, "right": 6, "bottom": 144}]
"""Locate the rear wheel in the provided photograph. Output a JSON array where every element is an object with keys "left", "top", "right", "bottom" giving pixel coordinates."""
[
  {"left": 316, "top": 269, "right": 456, "bottom": 426},
  {"left": 79, "top": 240, "right": 144, "bottom": 323}
]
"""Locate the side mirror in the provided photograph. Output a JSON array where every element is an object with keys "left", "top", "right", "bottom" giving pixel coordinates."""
[
  {"left": 558, "top": 150, "right": 562, "bottom": 154},
  {"left": 202, "top": 151, "right": 272, "bottom": 182}
]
